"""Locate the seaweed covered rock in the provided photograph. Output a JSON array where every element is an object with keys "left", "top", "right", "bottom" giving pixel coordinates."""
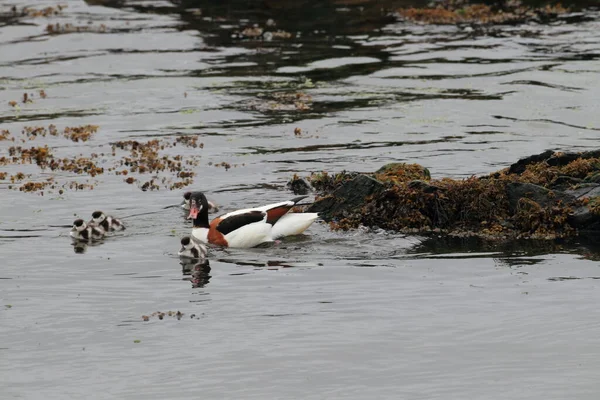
[
  {"left": 295, "top": 150, "right": 600, "bottom": 240},
  {"left": 397, "top": 0, "right": 572, "bottom": 26},
  {"left": 506, "top": 182, "right": 575, "bottom": 213},
  {"left": 308, "top": 174, "right": 384, "bottom": 222}
]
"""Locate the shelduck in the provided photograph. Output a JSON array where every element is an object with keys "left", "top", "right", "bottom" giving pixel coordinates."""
[
  {"left": 89, "top": 211, "right": 125, "bottom": 232},
  {"left": 70, "top": 219, "right": 105, "bottom": 242},
  {"left": 188, "top": 192, "right": 318, "bottom": 248},
  {"left": 178, "top": 236, "right": 207, "bottom": 259},
  {"left": 181, "top": 191, "right": 219, "bottom": 212}
]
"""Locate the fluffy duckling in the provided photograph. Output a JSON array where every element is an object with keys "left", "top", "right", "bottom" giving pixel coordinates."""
[
  {"left": 70, "top": 219, "right": 105, "bottom": 242},
  {"left": 178, "top": 236, "right": 207, "bottom": 259},
  {"left": 90, "top": 211, "right": 125, "bottom": 232}
]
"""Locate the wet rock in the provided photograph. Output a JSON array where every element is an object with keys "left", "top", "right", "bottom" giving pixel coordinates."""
[
  {"left": 547, "top": 150, "right": 600, "bottom": 167},
  {"left": 583, "top": 172, "right": 600, "bottom": 184},
  {"left": 408, "top": 180, "right": 443, "bottom": 193},
  {"left": 550, "top": 175, "right": 582, "bottom": 191},
  {"left": 568, "top": 206, "right": 600, "bottom": 232},
  {"left": 308, "top": 174, "right": 384, "bottom": 220},
  {"left": 565, "top": 185, "right": 600, "bottom": 231},
  {"left": 565, "top": 184, "right": 600, "bottom": 200},
  {"left": 506, "top": 183, "right": 575, "bottom": 213},
  {"left": 301, "top": 149, "right": 600, "bottom": 239},
  {"left": 508, "top": 150, "right": 554, "bottom": 175}
]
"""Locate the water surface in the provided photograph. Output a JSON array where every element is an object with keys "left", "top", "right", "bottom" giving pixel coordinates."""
[{"left": 1, "top": 1, "right": 600, "bottom": 398}]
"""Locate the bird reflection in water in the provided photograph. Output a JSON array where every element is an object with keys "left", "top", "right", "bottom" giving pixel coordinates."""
[
  {"left": 73, "top": 241, "right": 88, "bottom": 254},
  {"left": 181, "top": 258, "right": 211, "bottom": 288},
  {"left": 71, "top": 240, "right": 106, "bottom": 254}
]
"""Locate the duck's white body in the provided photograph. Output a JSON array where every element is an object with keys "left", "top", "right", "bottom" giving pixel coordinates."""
[
  {"left": 189, "top": 194, "right": 318, "bottom": 248},
  {"left": 270, "top": 213, "right": 319, "bottom": 239},
  {"left": 191, "top": 209, "right": 274, "bottom": 248}
]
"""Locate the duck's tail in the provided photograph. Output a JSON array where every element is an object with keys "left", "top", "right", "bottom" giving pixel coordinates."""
[{"left": 271, "top": 212, "right": 319, "bottom": 239}]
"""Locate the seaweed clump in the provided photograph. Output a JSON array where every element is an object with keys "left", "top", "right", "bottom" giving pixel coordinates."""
[
  {"left": 302, "top": 150, "right": 600, "bottom": 240},
  {"left": 398, "top": 0, "right": 569, "bottom": 25}
]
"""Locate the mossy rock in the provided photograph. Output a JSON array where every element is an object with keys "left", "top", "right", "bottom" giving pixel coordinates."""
[
  {"left": 584, "top": 172, "right": 600, "bottom": 184},
  {"left": 300, "top": 149, "right": 600, "bottom": 240},
  {"left": 374, "top": 163, "right": 430, "bottom": 184},
  {"left": 506, "top": 182, "right": 575, "bottom": 213}
]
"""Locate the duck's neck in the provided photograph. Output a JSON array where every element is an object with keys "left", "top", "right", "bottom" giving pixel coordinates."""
[{"left": 192, "top": 207, "right": 210, "bottom": 229}]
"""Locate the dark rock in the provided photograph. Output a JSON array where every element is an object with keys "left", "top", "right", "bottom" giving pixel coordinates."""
[
  {"left": 507, "top": 148, "right": 600, "bottom": 175},
  {"left": 506, "top": 182, "right": 575, "bottom": 213},
  {"left": 408, "top": 180, "right": 444, "bottom": 193},
  {"left": 583, "top": 172, "right": 600, "bottom": 184},
  {"left": 566, "top": 185, "right": 600, "bottom": 231},
  {"left": 565, "top": 184, "right": 600, "bottom": 200},
  {"left": 547, "top": 149, "right": 600, "bottom": 167},
  {"left": 568, "top": 206, "right": 600, "bottom": 231},
  {"left": 550, "top": 175, "right": 582, "bottom": 191},
  {"left": 306, "top": 149, "right": 600, "bottom": 238},
  {"left": 508, "top": 150, "right": 554, "bottom": 175},
  {"left": 287, "top": 176, "right": 312, "bottom": 195},
  {"left": 308, "top": 174, "right": 384, "bottom": 221}
]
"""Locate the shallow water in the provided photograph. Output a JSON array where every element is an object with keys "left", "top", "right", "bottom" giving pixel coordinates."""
[{"left": 1, "top": 1, "right": 600, "bottom": 398}]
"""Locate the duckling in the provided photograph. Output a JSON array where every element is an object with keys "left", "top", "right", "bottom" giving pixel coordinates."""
[
  {"left": 90, "top": 211, "right": 125, "bottom": 232},
  {"left": 178, "top": 236, "right": 207, "bottom": 259},
  {"left": 70, "top": 219, "right": 105, "bottom": 242}
]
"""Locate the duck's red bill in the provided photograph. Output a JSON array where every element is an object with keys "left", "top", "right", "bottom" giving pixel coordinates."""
[{"left": 188, "top": 206, "right": 199, "bottom": 219}]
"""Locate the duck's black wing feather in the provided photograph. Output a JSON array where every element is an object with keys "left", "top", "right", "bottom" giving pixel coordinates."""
[{"left": 216, "top": 211, "right": 266, "bottom": 236}]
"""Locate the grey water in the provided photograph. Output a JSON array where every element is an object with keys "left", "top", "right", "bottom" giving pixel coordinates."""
[{"left": 1, "top": 0, "right": 600, "bottom": 398}]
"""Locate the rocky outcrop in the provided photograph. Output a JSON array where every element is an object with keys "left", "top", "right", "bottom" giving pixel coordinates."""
[
  {"left": 296, "top": 151, "right": 600, "bottom": 239},
  {"left": 308, "top": 174, "right": 384, "bottom": 221}
]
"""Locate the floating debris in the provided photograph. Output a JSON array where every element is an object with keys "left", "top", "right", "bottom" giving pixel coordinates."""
[
  {"left": 21, "top": 5, "right": 66, "bottom": 18},
  {"left": 214, "top": 161, "right": 231, "bottom": 171},
  {"left": 398, "top": 0, "right": 569, "bottom": 25},
  {"left": 174, "top": 135, "right": 203, "bottom": 148},
  {"left": 46, "top": 23, "right": 108, "bottom": 35},
  {"left": 64, "top": 125, "right": 99, "bottom": 142},
  {"left": 231, "top": 18, "right": 292, "bottom": 41},
  {"left": 141, "top": 311, "right": 184, "bottom": 321},
  {"left": 1, "top": 124, "right": 205, "bottom": 194},
  {"left": 19, "top": 181, "right": 52, "bottom": 193}
]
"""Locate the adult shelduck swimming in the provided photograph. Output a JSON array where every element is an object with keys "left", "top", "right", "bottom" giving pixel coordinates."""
[
  {"left": 187, "top": 192, "right": 318, "bottom": 248},
  {"left": 181, "top": 191, "right": 219, "bottom": 212},
  {"left": 89, "top": 211, "right": 125, "bottom": 233},
  {"left": 70, "top": 219, "right": 105, "bottom": 242}
]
